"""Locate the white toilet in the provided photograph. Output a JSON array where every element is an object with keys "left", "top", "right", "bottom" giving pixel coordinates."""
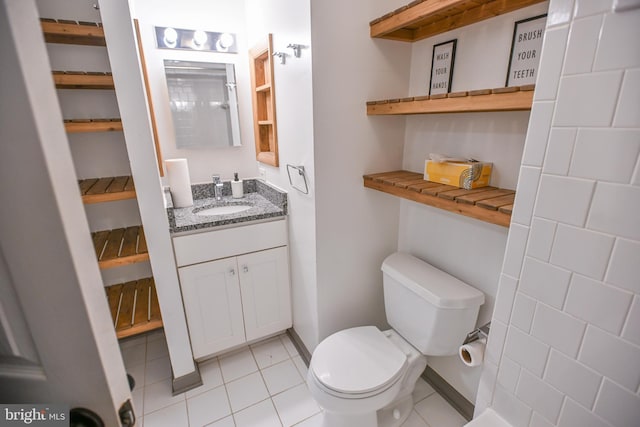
[{"left": 307, "top": 252, "right": 485, "bottom": 427}]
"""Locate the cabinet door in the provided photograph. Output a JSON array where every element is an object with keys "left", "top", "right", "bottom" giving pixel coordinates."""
[
  {"left": 238, "top": 247, "right": 292, "bottom": 341},
  {"left": 178, "top": 257, "right": 245, "bottom": 359}
]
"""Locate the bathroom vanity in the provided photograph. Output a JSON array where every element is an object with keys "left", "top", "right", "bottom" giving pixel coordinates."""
[{"left": 166, "top": 180, "right": 291, "bottom": 360}]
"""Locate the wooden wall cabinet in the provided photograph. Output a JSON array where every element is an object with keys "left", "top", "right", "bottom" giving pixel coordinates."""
[{"left": 249, "top": 34, "right": 279, "bottom": 167}]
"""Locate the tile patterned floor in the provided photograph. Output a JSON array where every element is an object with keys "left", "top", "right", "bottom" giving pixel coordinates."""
[{"left": 121, "top": 331, "right": 468, "bottom": 427}]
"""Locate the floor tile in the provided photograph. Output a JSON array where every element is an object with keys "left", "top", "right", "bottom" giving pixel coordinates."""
[
  {"left": 234, "top": 399, "right": 282, "bottom": 427},
  {"left": 143, "top": 401, "right": 188, "bottom": 427},
  {"left": 401, "top": 410, "right": 429, "bottom": 427},
  {"left": 262, "top": 359, "right": 304, "bottom": 395},
  {"left": 121, "top": 342, "right": 147, "bottom": 368},
  {"left": 146, "top": 330, "right": 166, "bottom": 343},
  {"left": 120, "top": 334, "right": 147, "bottom": 350},
  {"left": 272, "top": 384, "right": 320, "bottom": 427},
  {"left": 143, "top": 378, "right": 185, "bottom": 415},
  {"left": 206, "top": 415, "right": 235, "bottom": 427},
  {"left": 251, "top": 337, "right": 290, "bottom": 369},
  {"left": 412, "top": 378, "right": 436, "bottom": 403},
  {"left": 220, "top": 348, "right": 259, "bottom": 382},
  {"left": 291, "top": 412, "right": 322, "bottom": 427},
  {"left": 187, "top": 358, "right": 224, "bottom": 399},
  {"left": 292, "top": 356, "right": 308, "bottom": 378},
  {"left": 280, "top": 335, "right": 299, "bottom": 357},
  {"left": 132, "top": 387, "right": 144, "bottom": 417},
  {"left": 126, "top": 361, "right": 146, "bottom": 390},
  {"left": 144, "top": 355, "right": 172, "bottom": 385},
  {"left": 414, "top": 393, "right": 467, "bottom": 427},
  {"left": 226, "top": 371, "right": 270, "bottom": 412},
  {"left": 146, "top": 336, "right": 169, "bottom": 361},
  {"left": 187, "top": 385, "right": 231, "bottom": 426}
]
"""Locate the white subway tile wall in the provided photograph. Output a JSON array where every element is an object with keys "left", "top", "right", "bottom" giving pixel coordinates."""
[{"left": 481, "top": 1, "right": 640, "bottom": 426}]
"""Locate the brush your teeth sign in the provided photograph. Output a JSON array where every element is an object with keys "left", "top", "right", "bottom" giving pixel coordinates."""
[{"left": 506, "top": 14, "right": 547, "bottom": 86}]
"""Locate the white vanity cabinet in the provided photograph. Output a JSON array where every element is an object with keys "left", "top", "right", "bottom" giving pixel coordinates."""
[{"left": 173, "top": 219, "right": 291, "bottom": 359}]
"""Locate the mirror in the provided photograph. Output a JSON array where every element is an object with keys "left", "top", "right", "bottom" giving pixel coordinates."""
[{"left": 164, "top": 60, "right": 241, "bottom": 148}]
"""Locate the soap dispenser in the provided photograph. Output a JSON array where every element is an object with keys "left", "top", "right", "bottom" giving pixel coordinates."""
[{"left": 232, "top": 172, "right": 244, "bottom": 199}]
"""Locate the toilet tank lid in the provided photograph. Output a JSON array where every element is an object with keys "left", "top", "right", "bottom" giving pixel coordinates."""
[{"left": 381, "top": 253, "right": 484, "bottom": 309}]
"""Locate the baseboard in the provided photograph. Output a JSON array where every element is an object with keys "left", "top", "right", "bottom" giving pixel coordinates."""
[
  {"left": 422, "top": 366, "right": 474, "bottom": 421},
  {"left": 172, "top": 365, "right": 202, "bottom": 396},
  {"left": 287, "top": 328, "right": 311, "bottom": 366}
]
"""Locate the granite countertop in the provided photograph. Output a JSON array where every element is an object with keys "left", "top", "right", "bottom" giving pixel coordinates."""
[{"left": 166, "top": 179, "right": 287, "bottom": 233}]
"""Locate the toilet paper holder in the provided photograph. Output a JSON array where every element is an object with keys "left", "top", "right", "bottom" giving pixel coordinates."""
[{"left": 462, "top": 322, "right": 491, "bottom": 345}]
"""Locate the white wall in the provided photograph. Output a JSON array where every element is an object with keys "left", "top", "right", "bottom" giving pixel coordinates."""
[
  {"left": 131, "top": 0, "right": 258, "bottom": 184},
  {"left": 310, "top": 0, "right": 412, "bottom": 341},
  {"left": 476, "top": 1, "right": 640, "bottom": 426},
  {"left": 244, "top": 0, "right": 319, "bottom": 351},
  {"left": 399, "top": 3, "right": 548, "bottom": 403}
]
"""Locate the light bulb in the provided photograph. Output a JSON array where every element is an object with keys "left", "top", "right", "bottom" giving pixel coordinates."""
[
  {"left": 163, "top": 27, "right": 178, "bottom": 48},
  {"left": 193, "top": 30, "right": 208, "bottom": 47},
  {"left": 217, "top": 33, "right": 234, "bottom": 50}
]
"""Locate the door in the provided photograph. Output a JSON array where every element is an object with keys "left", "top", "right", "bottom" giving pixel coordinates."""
[
  {"left": 179, "top": 258, "right": 246, "bottom": 359},
  {"left": 0, "top": 1, "right": 132, "bottom": 424},
  {"left": 238, "top": 247, "right": 292, "bottom": 341}
]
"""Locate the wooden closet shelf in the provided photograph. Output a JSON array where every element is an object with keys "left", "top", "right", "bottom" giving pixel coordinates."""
[
  {"left": 256, "top": 83, "right": 271, "bottom": 92},
  {"left": 53, "top": 71, "right": 114, "bottom": 89},
  {"left": 64, "top": 118, "right": 123, "bottom": 133},
  {"left": 370, "top": 0, "right": 546, "bottom": 42},
  {"left": 92, "top": 225, "right": 149, "bottom": 270},
  {"left": 79, "top": 176, "right": 136, "bottom": 204},
  {"left": 41, "top": 18, "right": 105, "bottom": 46},
  {"left": 367, "top": 86, "right": 534, "bottom": 115},
  {"left": 363, "top": 171, "right": 513, "bottom": 227},
  {"left": 106, "top": 277, "right": 163, "bottom": 339}
]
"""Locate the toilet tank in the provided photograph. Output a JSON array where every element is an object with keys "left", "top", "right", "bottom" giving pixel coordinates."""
[{"left": 381, "top": 252, "right": 484, "bottom": 356}]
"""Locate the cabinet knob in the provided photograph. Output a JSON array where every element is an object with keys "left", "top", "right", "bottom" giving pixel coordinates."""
[
  {"left": 243, "top": 265, "right": 249, "bottom": 273},
  {"left": 229, "top": 268, "right": 235, "bottom": 276}
]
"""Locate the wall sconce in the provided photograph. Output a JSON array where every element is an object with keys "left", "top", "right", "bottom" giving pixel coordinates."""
[{"left": 155, "top": 26, "right": 237, "bottom": 53}]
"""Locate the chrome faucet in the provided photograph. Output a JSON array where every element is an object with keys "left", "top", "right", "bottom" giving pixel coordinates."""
[{"left": 212, "top": 174, "right": 223, "bottom": 200}]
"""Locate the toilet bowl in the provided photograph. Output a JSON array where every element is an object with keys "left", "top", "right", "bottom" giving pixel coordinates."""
[{"left": 307, "top": 252, "right": 485, "bottom": 427}]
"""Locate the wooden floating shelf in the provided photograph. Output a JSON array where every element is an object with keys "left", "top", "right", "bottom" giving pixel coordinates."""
[
  {"left": 53, "top": 71, "right": 114, "bottom": 89},
  {"left": 370, "top": 0, "right": 546, "bottom": 42},
  {"left": 79, "top": 175, "right": 136, "bottom": 204},
  {"left": 106, "top": 277, "right": 163, "bottom": 339},
  {"left": 367, "top": 86, "right": 534, "bottom": 115},
  {"left": 41, "top": 18, "right": 105, "bottom": 46},
  {"left": 364, "top": 171, "right": 514, "bottom": 227},
  {"left": 92, "top": 225, "right": 149, "bottom": 270},
  {"left": 64, "top": 118, "right": 123, "bottom": 133}
]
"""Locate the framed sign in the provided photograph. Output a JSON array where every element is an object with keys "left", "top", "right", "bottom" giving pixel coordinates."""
[
  {"left": 506, "top": 14, "right": 547, "bottom": 86},
  {"left": 429, "top": 39, "right": 457, "bottom": 95}
]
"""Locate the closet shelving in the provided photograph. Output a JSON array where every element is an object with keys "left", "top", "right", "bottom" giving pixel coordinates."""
[
  {"left": 365, "top": 0, "right": 544, "bottom": 227},
  {"left": 42, "top": 17, "right": 162, "bottom": 338}
]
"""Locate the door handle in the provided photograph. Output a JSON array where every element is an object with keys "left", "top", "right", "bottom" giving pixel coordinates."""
[
  {"left": 242, "top": 265, "right": 249, "bottom": 273},
  {"left": 229, "top": 268, "right": 236, "bottom": 276}
]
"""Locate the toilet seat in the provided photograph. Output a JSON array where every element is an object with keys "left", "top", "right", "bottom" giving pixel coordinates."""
[{"left": 310, "top": 326, "right": 408, "bottom": 398}]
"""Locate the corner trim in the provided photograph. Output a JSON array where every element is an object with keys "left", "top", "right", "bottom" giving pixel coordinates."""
[
  {"left": 172, "top": 365, "right": 202, "bottom": 396},
  {"left": 287, "top": 328, "right": 311, "bottom": 366},
  {"left": 423, "top": 365, "right": 474, "bottom": 421}
]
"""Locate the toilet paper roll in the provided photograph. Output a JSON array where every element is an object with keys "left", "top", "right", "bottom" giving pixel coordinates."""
[
  {"left": 165, "top": 158, "right": 193, "bottom": 208},
  {"left": 459, "top": 338, "right": 486, "bottom": 367}
]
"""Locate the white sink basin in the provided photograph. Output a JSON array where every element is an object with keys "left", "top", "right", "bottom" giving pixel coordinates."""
[{"left": 195, "top": 205, "right": 252, "bottom": 217}]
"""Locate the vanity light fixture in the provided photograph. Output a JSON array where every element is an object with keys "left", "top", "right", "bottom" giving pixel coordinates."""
[{"left": 154, "top": 26, "right": 237, "bottom": 53}]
